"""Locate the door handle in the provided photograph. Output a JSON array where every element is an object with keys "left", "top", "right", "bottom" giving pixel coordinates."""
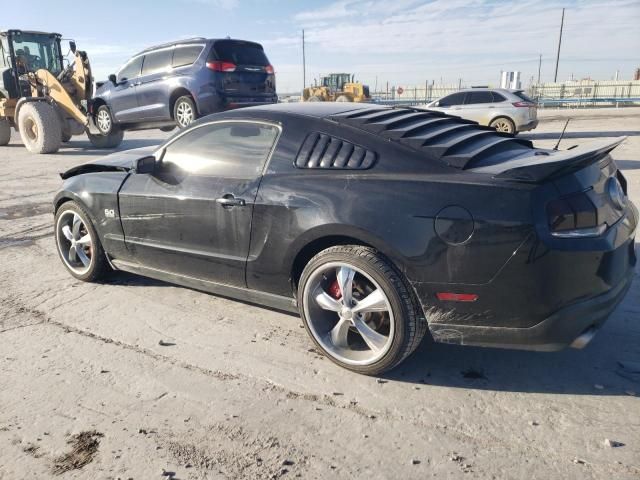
[{"left": 216, "top": 195, "right": 246, "bottom": 207}]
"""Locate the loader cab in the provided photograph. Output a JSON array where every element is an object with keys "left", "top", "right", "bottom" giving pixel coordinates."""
[
  {"left": 322, "top": 73, "right": 352, "bottom": 94},
  {"left": 6, "top": 30, "right": 64, "bottom": 76}
]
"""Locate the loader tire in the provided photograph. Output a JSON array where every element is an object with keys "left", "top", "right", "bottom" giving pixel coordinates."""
[
  {"left": 308, "top": 96, "right": 322, "bottom": 102},
  {"left": 87, "top": 129, "right": 124, "bottom": 149},
  {"left": 18, "top": 102, "right": 62, "bottom": 154},
  {"left": 336, "top": 95, "right": 352, "bottom": 102},
  {"left": 0, "top": 118, "right": 10, "bottom": 146}
]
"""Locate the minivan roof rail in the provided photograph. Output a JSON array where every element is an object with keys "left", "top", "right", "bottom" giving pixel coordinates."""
[{"left": 138, "top": 37, "right": 208, "bottom": 55}]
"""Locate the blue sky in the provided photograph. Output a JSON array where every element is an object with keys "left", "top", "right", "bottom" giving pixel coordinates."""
[{"left": 4, "top": 0, "right": 639, "bottom": 92}]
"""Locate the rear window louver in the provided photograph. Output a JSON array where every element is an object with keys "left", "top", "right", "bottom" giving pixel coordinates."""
[
  {"left": 329, "top": 107, "right": 533, "bottom": 169},
  {"left": 295, "top": 133, "right": 376, "bottom": 169}
]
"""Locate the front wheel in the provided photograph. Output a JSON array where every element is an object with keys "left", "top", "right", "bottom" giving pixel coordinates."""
[
  {"left": 95, "top": 105, "right": 115, "bottom": 135},
  {"left": 87, "top": 129, "right": 124, "bottom": 149},
  {"left": 173, "top": 96, "right": 196, "bottom": 128},
  {"left": 298, "top": 245, "right": 427, "bottom": 375},
  {"left": 490, "top": 117, "right": 516, "bottom": 135},
  {"left": 55, "top": 201, "right": 109, "bottom": 282},
  {"left": 18, "top": 102, "right": 61, "bottom": 154}
]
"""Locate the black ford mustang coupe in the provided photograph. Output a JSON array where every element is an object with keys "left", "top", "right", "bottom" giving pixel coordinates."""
[{"left": 54, "top": 103, "right": 637, "bottom": 375}]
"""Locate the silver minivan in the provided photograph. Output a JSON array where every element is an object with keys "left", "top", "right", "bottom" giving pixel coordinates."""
[{"left": 424, "top": 88, "right": 538, "bottom": 135}]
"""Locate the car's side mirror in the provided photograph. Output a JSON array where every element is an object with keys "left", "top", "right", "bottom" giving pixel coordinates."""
[
  {"left": 69, "top": 41, "right": 77, "bottom": 54},
  {"left": 135, "top": 156, "right": 156, "bottom": 174},
  {"left": 108, "top": 74, "right": 117, "bottom": 85}
]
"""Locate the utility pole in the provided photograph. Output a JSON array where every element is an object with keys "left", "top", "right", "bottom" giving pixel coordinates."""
[
  {"left": 537, "top": 54, "right": 542, "bottom": 84},
  {"left": 302, "top": 29, "right": 306, "bottom": 92},
  {"left": 553, "top": 8, "right": 565, "bottom": 82}
]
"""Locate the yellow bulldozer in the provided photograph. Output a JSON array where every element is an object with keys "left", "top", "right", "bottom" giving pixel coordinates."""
[
  {"left": 303, "top": 73, "right": 370, "bottom": 103},
  {"left": 0, "top": 29, "right": 122, "bottom": 154}
]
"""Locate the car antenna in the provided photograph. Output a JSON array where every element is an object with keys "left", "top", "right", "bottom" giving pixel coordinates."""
[{"left": 553, "top": 118, "right": 571, "bottom": 151}]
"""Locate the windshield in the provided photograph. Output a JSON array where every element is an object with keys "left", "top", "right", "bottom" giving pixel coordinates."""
[{"left": 10, "top": 32, "right": 62, "bottom": 75}]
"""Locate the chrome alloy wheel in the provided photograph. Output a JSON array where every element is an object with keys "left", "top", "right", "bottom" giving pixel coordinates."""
[
  {"left": 56, "top": 210, "right": 94, "bottom": 275},
  {"left": 96, "top": 109, "right": 112, "bottom": 134},
  {"left": 176, "top": 101, "right": 194, "bottom": 127},
  {"left": 303, "top": 262, "right": 395, "bottom": 365}
]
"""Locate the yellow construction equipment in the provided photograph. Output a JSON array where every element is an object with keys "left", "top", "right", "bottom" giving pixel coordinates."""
[
  {"left": 0, "top": 29, "right": 122, "bottom": 153},
  {"left": 303, "top": 73, "right": 370, "bottom": 103}
]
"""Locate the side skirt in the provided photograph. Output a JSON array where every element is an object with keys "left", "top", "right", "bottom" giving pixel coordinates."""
[{"left": 111, "top": 259, "right": 299, "bottom": 314}]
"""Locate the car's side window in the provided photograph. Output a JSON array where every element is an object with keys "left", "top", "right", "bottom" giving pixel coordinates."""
[
  {"left": 141, "top": 49, "right": 173, "bottom": 76},
  {"left": 439, "top": 92, "right": 466, "bottom": 107},
  {"left": 491, "top": 92, "right": 507, "bottom": 102},
  {"left": 161, "top": 122, "right": 279, "bottom": 178},
  {"left": 117, "top": 56, "right": 143, "bottom": 83},
  {"left": 465, "top": 91, "right": 494, "bottom": 104},
  {"left": 172, "top": 45, "right": 204, "bottom": 68}
]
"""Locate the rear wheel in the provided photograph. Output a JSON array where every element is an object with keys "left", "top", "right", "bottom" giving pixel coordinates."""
[
  {"left": 18, "top": 102, "right": 61, "bottom": 154},
  {"left": 298, "top": 245, "right": 427, "bottom": 375},
  {"left": 55, "top": 201, "right": 108, "bottom": 282},
  {"left": 490, "top": 117, "right": 516, "bottom": 135},
  {"left": 0, "top": 118, "right": 10, "bottom": 146},
  {"left": 87, "top": 129, "right": 124, "bottom": 149},
  {"left": 174, "top": 96, "right": 196, "bottom": 128},
  {"left": 160, "top": 125, "right": 176, "bottom": 133}
]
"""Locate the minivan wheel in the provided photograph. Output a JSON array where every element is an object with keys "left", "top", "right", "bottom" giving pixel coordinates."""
[
  {"left": 55, "top": 201, "right": 108, "bottom": 282},
  {"left": 95, "top": 105, "right": 114, "bottom": 135},
  {"left": 490, "top": 117, "right": 516, "bottom": 135},
  {"left": 87, "top": 129, "right": 124, "bottom": 149},
  {"left": 174, "top": 96, "right": 196, "bottom": 128},
  {"left": 298, "top": 245, "right": 427, "bottom": 375}
]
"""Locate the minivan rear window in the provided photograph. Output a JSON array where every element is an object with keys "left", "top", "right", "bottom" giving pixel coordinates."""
[
  {"left": 172, "top": 45, "right": 203, "bottom": 68},
  {"left": 209, "top": 40, "right": 269, "bottom": 66}
]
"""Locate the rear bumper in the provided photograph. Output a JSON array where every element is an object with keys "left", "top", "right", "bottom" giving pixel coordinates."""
[
  {"left": 517, "top": 119, "right": 538, "bottom": 132},
  {"left": 428, "top": 266, "right": 634, "bottom": 351}
]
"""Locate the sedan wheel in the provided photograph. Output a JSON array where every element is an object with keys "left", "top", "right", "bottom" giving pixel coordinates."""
[
  {"left": 55, "top": 201, "right": 108, "bottom": 281},
  {"left": 299, "top": 245, "right": 427, "bottom": 375}
]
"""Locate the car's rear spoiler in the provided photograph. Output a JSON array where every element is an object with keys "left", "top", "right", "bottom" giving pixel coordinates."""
[{"left": 470, "top": 137, "right": 626, "bottom": 183}]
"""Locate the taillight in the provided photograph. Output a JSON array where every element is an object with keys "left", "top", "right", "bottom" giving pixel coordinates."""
[
  {"left": 546, "top": 192, "right": 604, "bottom": 237},
  {"left": 206, "top": 61, "right": 236, "bottom": 72},
  {"left": 264, "top": 64, "right": 274, "bottom": 74},
  {"left": 512, "top": 101, "right": 534, "bottom": 107}
]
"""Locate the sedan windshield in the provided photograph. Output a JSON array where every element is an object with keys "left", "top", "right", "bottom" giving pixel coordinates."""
[{"left": 11, "top": 32, "right": 62, "bottom": 75}]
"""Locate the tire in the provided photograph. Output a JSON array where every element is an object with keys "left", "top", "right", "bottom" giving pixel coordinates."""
[
  {"left": 18, "top": 102, "right": 62, "bottom": 154},
  {"left": 95, "top": 105, "right": 114, "bottom": 135},
  {"left": 54, "top": 201, "right": 109, "bottom": 282},
  {"left": 160, "top": 125, "right": 176, "bottom": 133},
  {"left": 298, "top": 245, "right": 427, "bottom": 375},
  {"left": 87, "top": 129, "right": 124, "bottom": 149},
  {"left": 336, "top": 95, "right": 351, "bottom": 102},
  {"left": 61, "top": 131, "right": 72, "bottom": 143},
  {"left": 490, "top": 117, "right": 516, "bottom": 135},
  {"left": 0, "top": 118, "right": 10, "bottom": 146},
  {"left": 173, "top": 96, "right": 196, "bottom": 128},
  {"left": 308, "top": 96, "right": 322, "bottom": 102}
]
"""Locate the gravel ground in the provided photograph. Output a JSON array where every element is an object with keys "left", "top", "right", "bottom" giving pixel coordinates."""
[{"left": 0, "top": 108, "right": 639, "bottom": 480}]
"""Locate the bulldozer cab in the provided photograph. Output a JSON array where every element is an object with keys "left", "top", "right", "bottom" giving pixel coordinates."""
[
  {"left": 1, "top": 30, "right": 64, "bottom": 99},
  {"left": 321, "top": 73, "right": 353, "bottom": 94}
]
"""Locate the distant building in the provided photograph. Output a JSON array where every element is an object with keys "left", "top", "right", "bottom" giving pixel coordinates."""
[
  {"left": 500, "top": 71, "right": 521, "bottom": 89},
  {"left": 635, "top": 68, "right": 640, "bottom": 81}
]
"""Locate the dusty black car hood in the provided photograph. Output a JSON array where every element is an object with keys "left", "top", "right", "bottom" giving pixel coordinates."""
[{"left": 60, "top": 147, "right": 155, "bottom": 180}]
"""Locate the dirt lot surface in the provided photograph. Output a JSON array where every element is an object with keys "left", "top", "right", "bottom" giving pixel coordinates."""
[{"left": 1, "top": 108, "right": 639, "bottom": 479}]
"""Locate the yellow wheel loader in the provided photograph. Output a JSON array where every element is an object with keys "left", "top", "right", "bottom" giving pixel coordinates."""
[
  {"left": 302, "top": 73, "right": 370, "bottom": 103},
  {"left": 0, "top": 29, "right": 122, "bottom": 154}
]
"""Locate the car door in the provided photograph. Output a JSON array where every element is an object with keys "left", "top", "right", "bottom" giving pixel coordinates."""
[
  {"left": 461, "top": 90, "right": 495, "bottom": 124},
  {"left": 430, "top": 92, "right": 466, "bottom": 114},
  {"left": 110, "top": 55, "right": 143, "bottom": 123},
  {"left": 134, "top": 48, "right": 174, "bottom": 121},
  {"left": 118, "top": 120, "right": 281, "bottom": 287}
]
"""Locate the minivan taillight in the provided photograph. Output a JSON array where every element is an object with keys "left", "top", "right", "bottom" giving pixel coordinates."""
[
  {"left": 546, "top": 192, "right": 605, "bottom": 238},
  {"left": 206, "top": 61, "right": 237, "bottom": 72},
  {"left": 264, "top": 64, "right": 274, "bottom": 74}
]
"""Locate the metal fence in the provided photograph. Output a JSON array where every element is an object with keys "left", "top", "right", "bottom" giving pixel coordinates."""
[{"left": 369, "top": 80, "right": 640, "bottom": 108}]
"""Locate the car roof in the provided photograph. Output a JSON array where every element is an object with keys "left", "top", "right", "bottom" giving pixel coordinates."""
[
  {"left": 136, "top": 37, "right": 264, "bottom": 56},
  {"left": 243, "top": 102, "right": 376, "bottom": 118},
  {"left": 455, "top": 88, "right": 523, "bottom": 94}
]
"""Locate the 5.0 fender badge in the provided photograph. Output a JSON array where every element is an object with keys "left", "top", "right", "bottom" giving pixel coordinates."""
[{"left": 104, "top": 209, "right": 116, "bottom": 218}]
